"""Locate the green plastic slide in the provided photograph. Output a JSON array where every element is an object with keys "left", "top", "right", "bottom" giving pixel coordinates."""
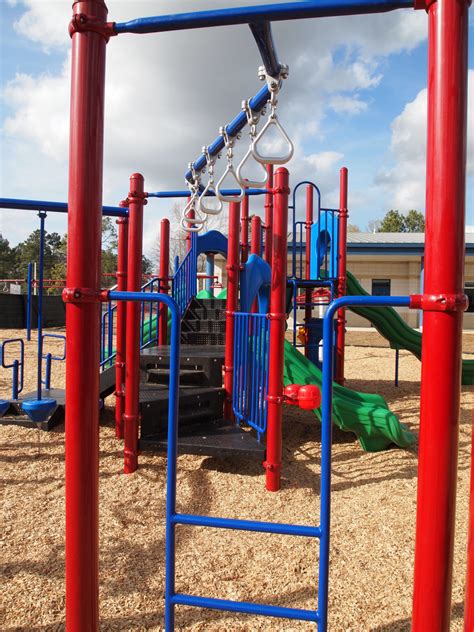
[
  {"left": 283, "top": 339, "right": 415, "bottom": 451},
  {"left": 346, "top": 270, "right": 473, "bottom": 385}
]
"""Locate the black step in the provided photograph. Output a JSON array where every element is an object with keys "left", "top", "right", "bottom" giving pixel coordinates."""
[
  {"left": 140, "top": 345, "right": 224, "bottom": 387},
  {"left": 181, "top": 331, "right": 226, "bottom": 346},
  {"left": 191, "top": 298, "right": 226, "bottom": 309},
  {"left": 182, "top": 319, "right": 226, "bottom": 333},
  {"left": 139, "top": 384, "right": 225, "bottom": 436},
  {"left": 186, "top": 308, "right": 226, "bottom": 321},
  {"left": 146, "top": 367, "right": 206, "bottom": 386},
  {"left": 139, "top": 419, "right": 265, "bottom": 458}
]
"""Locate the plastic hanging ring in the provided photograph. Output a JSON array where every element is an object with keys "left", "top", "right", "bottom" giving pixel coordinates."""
[
  {"left": 236, "top": 146, "right": 269, "bottom": 188},
  {"left": 251, "top": 115, "right": 294, "bottom": 165},
  {"left": 180, "top": 216, "right": 204, "bottom": 233},
  {"left": 198, "top": 181, "right": 223, "bottom": 215},
  {"left": 215, "top": 164, "right": 244, "bottom": 203}
]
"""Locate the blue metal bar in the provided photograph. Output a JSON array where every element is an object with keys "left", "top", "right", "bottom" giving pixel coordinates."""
[
  {"left": 26, "top": 262, "right": 33, "bottom": 342},
  {"left": 41, "top": 333, "right": 66, "bottom": 361},
  {"left": 205, "top": 255, "right": 214, "bottom": 294},
  {"left": 114, "top": 0, "right": 413, "bottom": 35},
  {"left": 12, "top": 361, "right": 19, "bottom": 400},
  {"left": 0, "top": 197, "right": 128, "bottom": 217},
  {"left": 249, "top": 21, "right": 281, "bottom": 77},
  {"left": 1, "top": 338, "right": 25, "bottom": 399},
  {"left": 171, "top": 594, "right": 319, "bottom": 622},
  {"left": 147, "top": 187, "right": 269, "bottom": 198},
  {"left": 36, "top": 211, "right": 46, "bottom": 401},
  {"left": 44, "top": 354, "right": 52, "bottom": 390},
  {"left": 320, "top": 294, "right": 411, "bottom": 630},
  {"left": 184, "top": 85, "right": 271, "bottom": 181},
  {"left": 174, "top": 513, "right": 321, "bottom": 537}
]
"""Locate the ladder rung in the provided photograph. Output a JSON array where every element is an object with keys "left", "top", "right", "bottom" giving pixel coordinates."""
[
  {"left": 172, "top": 594, "right": 319, "bottom": 622},
  {"left": 173, "top": 513, "right": 321, "bottom": 538}
]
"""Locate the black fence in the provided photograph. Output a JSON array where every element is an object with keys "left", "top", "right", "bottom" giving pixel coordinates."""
[{"left": 0, "top": 294, "right": 65, "bottom": 329}]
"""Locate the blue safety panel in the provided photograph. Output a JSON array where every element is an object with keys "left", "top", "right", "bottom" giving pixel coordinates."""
[
  {"left": 310, "top": 211, "right": 339, "bottom": 280},
  {"left": 239, "top": 254, "right": 271, "bottom": 313},
  {"left": 196, "top": 230, "right": 228, "bottom": 257}
]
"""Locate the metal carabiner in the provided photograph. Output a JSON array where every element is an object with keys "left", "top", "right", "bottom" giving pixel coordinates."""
[{"left": 198, "top": 146, "right": 224, "bottom": 216}]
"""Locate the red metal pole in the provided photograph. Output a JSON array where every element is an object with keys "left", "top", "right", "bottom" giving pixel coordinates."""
[
  {"left": 264, "top": 164, "right": 274, "bottom": 265},
  {"left": 465, "top": 419, "right": 474, "bottom": 632},
  {"left": 114, "top": 215, "right": 128, "bottom": 439},
  {"left": 158, "top": 218, "right": 170, "bottom": 346},
  {"left": 304, "top": 185, "right": 313, "bottom": 358},
  {"left": 123, "top": 173, "right": 146, "bottom": 474},
  {"left": 412, "top": 0, "right": 469, "bottom": 628},
  {"left": 264, "top": 167, "right": 289, "bottom": 492},
  {"left": 241, "top": 192, "right": 249, "bottom": 264},
  {"left": 250, "top": 215, "right": 262, "bottom": 313},
  {"left": 335, "top": 167, "right": 348, "bottom": 384},
  {"left": 186, "top": 198, "right": 194, "bottom": 252},
  {"left": 223, "top": 202, "right": 240, "bottom": 420},
  {"left": 65, "top": 1, "right": 108, "bottom": 629}
]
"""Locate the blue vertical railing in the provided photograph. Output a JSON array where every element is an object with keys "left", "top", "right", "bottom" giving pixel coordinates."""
[
  {"left": 100, "top": 303, "right": 117, "bottom": 370},
  {"left": 232, "top": 312, "right": 269, "bottom": 440},
  {"left": 140, "top": 276, "right": 161, "bottom": 348},
  {"left": 172, "top": 233, "right": 197, "bottom": 315},
  {"left": 41, "top": 333, "right": 66, "bottom": 390},
  {"left": 0, "top": 338, "right": 25, "bottom": 400}
]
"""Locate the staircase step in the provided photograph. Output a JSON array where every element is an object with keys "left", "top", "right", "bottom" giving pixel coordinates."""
[
  {"left": 146, "top": 367, "right": 207, "bottom": 386},
  {"left": 139, "top": 384, "right": 225, "bottom": 436},
  {"left": 182, "top": 319, "right": 226, "bottom": 334},
  {"left": 186, "top": 308, "right": 226, "bottom": 321},
  {"left": 191, "top": 298, "right": 226, "bottom": 309},
  {"left": 139, "top": 419, "right": 265, "bottom": 458},
  {"left": 181, "top": 331, "right": 226, "bottom": 346},
  {"left": 140, "top": 345, "right": 224, "bottom": 387}
]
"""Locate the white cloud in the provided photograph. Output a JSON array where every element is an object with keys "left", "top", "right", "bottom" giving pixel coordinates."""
[
  {"left": 1, "top": 1, "right": 429, "bottom": 254},
  {"left": 376, "top": 69, "right": 474, "bottom": 212}
]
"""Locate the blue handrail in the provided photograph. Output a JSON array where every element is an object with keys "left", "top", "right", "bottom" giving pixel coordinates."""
[
  {"left": 172, "top": 233, "right": 197, "bottom": 315},
  {"left": 41, "top": 333, "right": 66, "bottom": 391},
  {"left": 232, "top": 312, "right": 269, "bottom": 440},
  {"left": 0, "top": 338, "right": 25, "bottom": 400}
]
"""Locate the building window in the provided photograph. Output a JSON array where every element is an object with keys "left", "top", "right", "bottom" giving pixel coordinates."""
[
  {"left": 372, "top": 279, "right": 391, "bottom": 296},
  {"left": 465, "top": 282, "right": 474, "bottom": 313}
]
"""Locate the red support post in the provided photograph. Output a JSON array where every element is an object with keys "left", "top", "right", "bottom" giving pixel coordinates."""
[
  {"left": 186, "top": 198, "right": 194, "bottom": 252},
  {"left": 250, "top": 215, "right": 262, "bottom": 313},
  {"left": 241, "top": 192, "right": 250, "bottom": 264},
  {"left": 264, "top": 167, "right": 290, "bottom": 492},
  {"left": 114, "top": 215, "right": 128, "bottom": 439},
  {"left": 264, "top": 164, "right": 274, "bottom": 265},
  {"left": 123, "top": 173, "right": 146, "bottom": 474},
  {"left": 412, "top": 0, "right": 469, "bottom": 628},
  {"left": 304, "top": 185, "right": 313, "bottom": 358},
  {"left": 158, "top": 218, "right": 170, "bottom": 346},
  {"left": 65, "top": 0, "right": 108, "bottom": 629},
  {"left": 335, "top": 167, "right": 348, "bottom": 385},
  {"left": 223, "top": 201, "right": 241, "bottom": 420},
  {"left": 465, "top": 421, "right": 474, "bottom": 632}
]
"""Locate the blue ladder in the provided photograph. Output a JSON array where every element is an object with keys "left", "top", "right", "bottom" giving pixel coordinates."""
[{"left": 164, "top": 366, "right": 332, "bottom": 630}]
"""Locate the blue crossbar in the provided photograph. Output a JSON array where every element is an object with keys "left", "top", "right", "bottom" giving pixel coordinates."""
[
  {"left": 114, "top": 0, "right": 414, "bottom": 35},
  {"left": 173, "top": 513, "right": 322, "bottom": 537},
  {"left": 171, "top": 594, "right": 320, "bottom": 622},
  {"left": 0, "top": 197, "right": 127, "bottom": 217}
]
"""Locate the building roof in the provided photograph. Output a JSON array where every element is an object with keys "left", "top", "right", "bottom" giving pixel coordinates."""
[{"left": 346, "top": 231, "right": 474, "bottom": 256}]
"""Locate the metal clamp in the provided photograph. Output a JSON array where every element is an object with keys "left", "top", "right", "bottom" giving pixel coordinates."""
[
  {"left": 68, "top": 13, "right": 116, "bottom": 41},
  {"left": 62, "top": 287, "right": 105, "bottom": 303},
  {"left": 181, "top": 164, "right": 206, "bottom": 233},
  {"left": 410, "top": 293, "right": 469, "bottom": 312}
]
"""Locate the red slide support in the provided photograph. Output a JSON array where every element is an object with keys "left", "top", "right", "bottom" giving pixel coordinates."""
[
  {"left": 265, "top": 167, "right": 290, "bottom": 492},
  {"left": 123, "top": 173, "right": 146, "bottom": 474},
  {"left": 64, "top": 0, "right": 108, "bottom": 629},
  {"left": 223, "top": 202, "right": 241, "bottom": 420},
  {"left": 304, "top": 184, "right": 313, "bottom": 358},
  {"left": 335, "top": 167, "right": 348, "bottom": 385},
  {"left": 412, "top": 0, "right": 469, "bottom": 628},
  {"left": 264, "top": 164, "right": 274, "bottom": 265},
  {"left": 158, "top": 218, "right": 170, "bottom": 345},
  {"left": 115, "top": 215, "right": 129, "bottom": 438}
]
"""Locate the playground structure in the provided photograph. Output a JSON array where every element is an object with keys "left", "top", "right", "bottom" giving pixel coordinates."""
[{"left": 0, "top": 0, "right": 473, "bottom": 630}]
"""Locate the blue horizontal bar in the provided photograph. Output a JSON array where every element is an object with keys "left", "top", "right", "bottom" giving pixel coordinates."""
[
  {"left": 184, "top": 85, "right": 271, "bottom": 182},
  {"left": 0, "top": 197, "right": 128, "bottom": 217},
  {"left": 147, "top": 187, "right": 269, "bottom": 199},
  {"left": 172, "top": 594, "right": 319, "bottom": 622},
  {"left": 114, "top": 0, "right": 413, "bottom": 35},
  {"left": 174, "top": 513, "right": 321, "bottom": 537}
]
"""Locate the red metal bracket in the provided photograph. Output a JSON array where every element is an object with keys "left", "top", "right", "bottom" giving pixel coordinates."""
[
  {"left": 69, "top": 14, "right": 116, "bottom": 41},
  {"left": 266, "top": 394, "right": 285, "bottom": 404},
  {"left": 262, "top": 460, "right": 281, "bottom": 473},
  {"left": 116, "top": 217, "right": 128, "bottom": 225},
  {"left": 62, "top": 287, "right": 109, "bottom": 303},
  {"left": 267, "top": 312, "right": 287, "bottom": 321},
  {"left": 410, "top": 293, "right": 469, "bottom": 312},
  {"left": 271, "top": 186, "right": 291, "bottom": 195}
]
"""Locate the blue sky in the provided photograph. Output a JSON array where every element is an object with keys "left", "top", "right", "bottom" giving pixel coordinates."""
[{"left": 0, "top": 1, "right": 473, "bottom": 257}]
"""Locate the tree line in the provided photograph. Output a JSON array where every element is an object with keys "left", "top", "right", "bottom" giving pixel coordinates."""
[
  {"left": 0, "top": 218, "right": 153, "bottom": 293},
  {"left": 348, "top": 209, "right": 425, "bottom": 233}
]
